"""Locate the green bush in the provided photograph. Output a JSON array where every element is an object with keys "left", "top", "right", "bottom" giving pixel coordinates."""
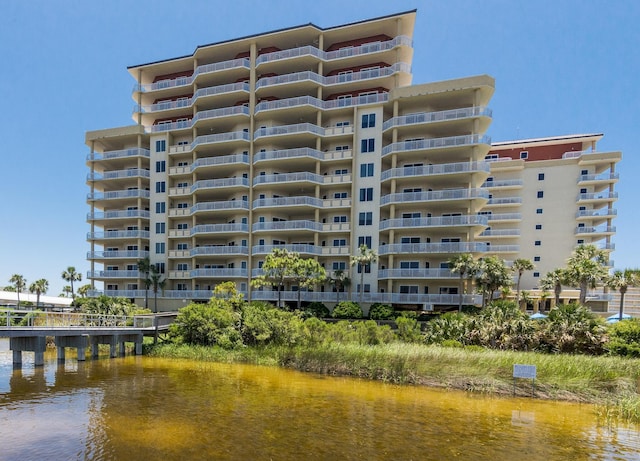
[
  {"left": 368, "top": 303, "right": 395, "bottom": 320},
  {"left": 535, "top": 304, "right": 606, "bottom": 354},
  {"left": 170, "top": 301, "right": 242, "bottom": 349},
  {"left": 301, "top": 317, "right": 329, "bottom": 346},
  {"left": 441, "top": 339, "right": 463, "bottom": 348},
  {"left": 607, "top": 318, "right": 640, "bottom": 357},
  {"left": 352, "top": 320, "right": 395, "bottom": 345},
  {"left": 241, "top": 302, "right": 304, "bottom": 346},
  {"left": 303, "top": 302, "right": 330, "bottom": 318},
  {"left": 468, "top": 301, "right": 535, "bottom": 351},
  {"left": 423, "top": 312, "right": 472, "bottom": 345},
  {"left": 395, "top": 316, "right": 422, "bottom": 343},
  {"left": 332, "top": 301, "right": 363, "bottom": 319}
]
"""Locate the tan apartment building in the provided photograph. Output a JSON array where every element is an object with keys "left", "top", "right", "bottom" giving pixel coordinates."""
[{"left": 85, "top": 10, "right": 620, "bottom": 311}]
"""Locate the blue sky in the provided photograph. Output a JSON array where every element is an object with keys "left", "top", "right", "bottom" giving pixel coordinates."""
[{"left": 0, "top": 0, "right": 638, "bottom": 296}]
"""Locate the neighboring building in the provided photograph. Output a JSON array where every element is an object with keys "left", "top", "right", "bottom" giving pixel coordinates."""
[
  {"left": 85, "top": 10, "right": 620, "bottom": 312},
  {"left": 487, "top": 134, "right": 620, "bottom": 306}
]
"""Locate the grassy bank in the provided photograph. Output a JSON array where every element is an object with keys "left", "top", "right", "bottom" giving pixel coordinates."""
[{"left": 148, "top": 341, "right": 640, "bottom": 423}]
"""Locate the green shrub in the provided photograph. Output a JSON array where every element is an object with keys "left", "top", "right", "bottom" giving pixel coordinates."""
[
  {"left": 535, "top": 304, "right": 607, "bottom": 354},
  {"left": 352, "top": 320, "right": 395, "bottom": 345},
  {"left": 607, "top": 318, "right": 640, "bottom": 357},
  {"left": 441, "top": 339, "right": 463, "bottom": 348},
  {"left": 423, "top": 312, "right": 472, "bottom": 344},
  {"left": 395, "top": 316, "right": 422, "bottom": 343},
  {"left": 469, "top": 301, "right": 535, "bottom": 350},
  {"left": 332, "top": 301, "right": 363, "bottom": 319},
  {"left": 170, "top": 301, "right": 242, "bottom": 349},
  {"left": 241, "top": 303, "right": 304, "bottom": 346},
  {"left": 368, "top": 303, "right": 395, "bottom": 320},
  {"left": 301, "top": 317, "right": 329, "bottom": 346},
  {"left": 303, "top": 302, "right": 330, "bottom": 318}
]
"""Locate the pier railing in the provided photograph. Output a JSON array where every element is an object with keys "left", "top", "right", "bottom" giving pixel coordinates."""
[{"left": 0, "top": 310, "right": 157, "bottom": 329}]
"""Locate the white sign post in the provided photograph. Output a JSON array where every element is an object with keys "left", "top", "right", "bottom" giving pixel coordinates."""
[{"left": 513, "top": 364, "right": 537, "bottom": 397}]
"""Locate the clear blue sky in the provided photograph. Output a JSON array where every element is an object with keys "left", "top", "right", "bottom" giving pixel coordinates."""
[{"left": 0, "top": 0, "right": 638, "bottom": 296}]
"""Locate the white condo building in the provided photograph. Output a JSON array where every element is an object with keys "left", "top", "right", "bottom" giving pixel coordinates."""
[{"left": 85, "top": 10, "right": 620, "bottom": 311}]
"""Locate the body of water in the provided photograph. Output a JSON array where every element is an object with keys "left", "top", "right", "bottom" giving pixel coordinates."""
[{"left": 0, "top": 339, "right": 638, "bottom": 460}]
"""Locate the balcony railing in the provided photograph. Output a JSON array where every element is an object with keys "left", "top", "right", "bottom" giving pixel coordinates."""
[
  {"left": 378, "top": 269, "right": 456, "bottom": 279},
  {"left": 382, "top": 135, "right": 491, "bottom": 157},
  {"left": 575, "top": 209, "right": 617, "bottom": 218},
  {"left": 87, "top": 148, "right": 150, "bottom": 161},
  {"left": 379, "top": 215, "right": 488, "bottom": 230},
  {"left": 191, "top": 177, "right": 249, "bottom": 191},
  {"left": 87, "top": 250, "right": 149, "bottom": 259},
  {"left": 482, "top": 179, "right": 523, "bottom": 188},
  {"left": 87, "top": 210, "right": 151, "bottom": 220},
  {"left": 192, "top": 130, "right": 250, "bottom": 148},
  {"left": 252, "top": 220, "right": 322, "bottom": 232},
  {"left": 251, "top": 244, "right": 321, "bottom": 255},
  {"left": 577, "top": 192, "right": 619, "bottom": 201},
  {"left": 87, "top": 190, "right": 150, "bottom": 201},
  {"left": 191, "top": 200, "right": 250, "bottom": 213},
  {"left": 88, "top": 270, "right": 140, "bottom": 279},
  {"left": 190, "top": 246, "right": 249, "bottom": 256},
  {"left": 378, "top": 242, "right": 488, "bottom": 255},
  {"left": 479, "top": 229, "right": 520, "bottom": 237},
  {"left": 191, "top": 223, "right": 249, "bottom": 235},
  {"left": 253, "top": 172, "right": 323, "bottom": 186},
  {"left": 381, "top": 161, "right": 490, "bottom": 181},
  {"left": 380, "top": 189, "right": 489, "bottom": 206},
  {"left": 578, "top": 172, "right": 619, "bottom": 183},
  {"left": 254, "top": 147, "right": 323, "bottom": 163},
  {"left": 383, "top": 106, "right": 492, "bottom": 131},
  {"left": 487, "top": 213, "right": 522, "bottom": 221},
  {"left": 192, "top": 105, "right": 249, "bottom": 124},
  {"left": 484, "top": 245, "right": 520, "bottom": 253},
  {"left": 191, "top": 153, "right": 249, "bottom": 170},
  {"left": 575, "top": 226, "right": 616, "bottom": 235},
  {"left": 252, "top": 196, "right": 323, "bottom": 208},
  {"left": 190, "top": 269, "right": 248, "bottom": 278},
  {"left": 486, "top": 197, "right": 522, "bottom": 206},
  {"left": 87, "top": 230, "right": 150, "bottom": 240},
  {"left": 254, "top": 123, "right": 324, "bottom": 139},
  {"left": 87, "top": 169, "right": 150, "bottom": 181},
  {"left": 138, "top": 82, "right": 250, "bottom": 113},
  {"left": 149, "top": 120, "right": 191, "bottom": 133}
]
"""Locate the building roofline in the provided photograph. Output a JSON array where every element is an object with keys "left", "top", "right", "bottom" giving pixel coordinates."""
[
  {"left": 127, "top": 9, "right": 417, "bottom": 70},
  {"left": 491, "top": 133, "right": 604, "bottom": 147}
]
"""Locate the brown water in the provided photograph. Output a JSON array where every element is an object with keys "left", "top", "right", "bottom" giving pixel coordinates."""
[{"left": 0, "top": 339, "right": 638, "bottom": 460}]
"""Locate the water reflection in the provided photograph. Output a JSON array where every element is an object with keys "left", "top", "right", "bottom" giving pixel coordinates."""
[{"left": 0, "top": 340, "right": 638, "bottom": 460}]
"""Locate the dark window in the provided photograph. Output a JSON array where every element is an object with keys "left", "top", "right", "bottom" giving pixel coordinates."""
[
  {"left": 155, "top": 202, "right": 166, "bottom": 213},
  {"left": 535, "top": 224, "right": 542, "bottom": 230},
  {"left": 155, "top": 242, "right": 165, "bottom": 254},
  {"left": 358, "top": 236, "right": 372, "bottom": 248},
  {"left": 155, "top": 222, "right": 165, "bottom": 234},
  {"left": 360, "top": 163, "right": 374, "bottom": 177},
  {"left": 534, "top": 240, "right": 541, "bottom": 246},
  {"left": 533, "top": 272, "right": 540, "bottom": 278},
  {"left": 360, "top": 138, "right": 375, "bottom": 153},
  {"left": 156, "top": 161, "right": 166, "bottom": 173},
  {"left": 520, "top": 151, "right": 528, "bottom": 159},
  {"left": 359, "top": 188, "right": 373, "bottom": 202},
  {"left": 536, "top": 208, "right": 543, "bottom": 214},
  {"left": 538, "top": 173, "right": 545, "bottom": 180},
  {"left": 537, "top": 191, "right": 544, "bottom": 198},
  {"left": 358, "top": 212, "right": 373, "bottom": 225},
  {"left": 361, "top": 113, "right": 376, "bottom": 128},
  {"left": 534, "top": 256, "right": 541, "bottom": 262},
  {"left": 155, "top": 181, "right": 166, "bottom": 193},
  {"left": 155, "top": 140, "right": 166, "bottom": 152}
]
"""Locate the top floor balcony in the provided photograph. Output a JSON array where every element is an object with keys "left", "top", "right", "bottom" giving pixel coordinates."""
[
  {"left": 383, "top": 106, "right": 492, "bottom": 131},
  {"left": 87, "top": 148, "right": 150, "bottom": 162},
  {"left": 87, "top": 168, "right": 150, "bottom": 181}
]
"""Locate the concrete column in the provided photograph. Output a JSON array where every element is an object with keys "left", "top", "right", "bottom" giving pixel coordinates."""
[
  {"left": 13, "top": 350, "right": 22, "bottom": 367},
  {"left": 57, "top": 346, "right": 66, "bottom": 361}
]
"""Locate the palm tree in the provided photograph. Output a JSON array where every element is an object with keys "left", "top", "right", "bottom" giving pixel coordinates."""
[
  {"left": 329, "top": 269, "right": 351, "bottom": 304},
  {"left": 606, "top": 269, "right": 640, "bottom": 320},
  {"left": 350, "top": 245, "right": 377, "bottom": 303},
  {"left": 148, "top": 265, "right": 165, "bottom": 313},
  {"left": 62, "top": 285, "right": 72, "bottom": 297},
  {"left": 448, "top": 253, "right": 475, "bottom": 312},
  {"left": 61, "top": 266, "right": 82, "bottom": 300},
  {"left": 512, "top": 258, "right": 535, "bottom": 305},
  {"left": 77, "top": 284, "right": 92, "bottom": 298},
  {"left": 137, "top": 257, "right": 152, "bottom": 309},
  {"left": 565, "top": 244, "right": 608, "bottom": 304},
  {"left": 29, "top": 279, "right": 49, "bottom": 309},
  {"left": 540, "top": 269, "right": 567, "bottom": 307},
  {"left": 9, "top": 274, "right": 26, "bottom": 308}
]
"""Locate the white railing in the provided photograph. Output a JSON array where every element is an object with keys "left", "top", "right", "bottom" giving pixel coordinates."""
[
  {"left": 578, "top": 172, "right": 619, "bottom": 183},
  {"left": 323, "top": 93, "right": 389, "bottom": 109},
  {"left": 138, "top": 82, "right": 250, "bottom": 113},
  {"left": 190, "top": 246, "right": 249, "bottom": 256},
  {"left": 251, "top": 244, "right": 321, "bottom": 255},
  {"left": 379, "top": 215, "right": 488, "bottom": 230},
  {"left": 253, "top": 172, "right": 322, "bottom": 186},
  {"left": 378, "top": 242, "right": 488, "bottom": 255},
  {"left": 255, "top": 95, "right": 324, "bottom": 113},
  {"left": 256, "top": 70, "right": 323, "bottom": 89},
  {"left": 192, "top": 130, "right": 250, "bottom": 148},
  {"left": 383, "top": 106, "right": 492, "bottom": 131},
  {"left": 252, "top": 220, "right": 322, "bottom": 232},
  {"left": 253, "top": 147, "right": 323, "bottom": 163},
  {"left": 484, "top": 245, "right": 520, "bottom": 253},
  {"left": 192, "top": 105, "right": 249, "bottom": 123},
  {"left": 575, "top": 209, "right": 617, "bottom": 218},
  {"left": 191, "top": 153, "right": 249, "bottom": 170},
  {"left": 87, "top": 148, "right": 150, "bottom": 161},
  {"left": 191, "top": 223, "right": 249, "bottom": 235},
  {"left": 482, "top": 179, "right": 523, "bottom": 188},
  {"left": 380, "top": 188, "right": 489, "bottom": 205},
  {"left": 487, "top": 213, "right": 522, "bottom": 221},
  {"left": 191, "top": 177, "right": 249, "bottom": 191},
  {"left": 479, "top": 229, "right": 520, "bottom": 237},
  {"left": 190, "top": 269, "right": 248, "bottom": 278},
  {"left": 378, "top": 269, "right": 456, "bottom": 279},
  {"left": 253, "top": 196, "right": 322, "bottom": 208},
  {"left": 87, "top": 169, "right": 150, "bottom": 181},
  {"left": 87, "top": 230, "right": 150, "bottom": 239},
  {"left": 87, "top": 270, "right": 140, "bottom": 278},
  {"left": 382, "top": 135, "right": 491, "bottom": 157},
  {"left": 87, "top": 210, "right": 151, "bottom": 220},
  {"left": 87, "top": 250, "right": 149, "bottom": 259},
  {"left": 381, "top": 161, "right": 490, "bottom": 181},
  {"left": 191, "top": 200, "right": 249, "bottom": 213},
  {"left": 150, "top": 119, "right": 192, "bottom": 133},
  {"left": 575, "top": 226, "right": 616, "bottom": 234},
  {"left": 87, "top": 190, "right": 150, "bottom": 200},
  {"left": 487, "top": 197, "right": 522, "bottom": 205},
  {"left": 254, "top": 123, "right": 324, "bottom": 139},
  {"left": 578, "top": 192, "right": 619, "bottom": 201},
  {"left": 1, "top": 310, "right": 141, "bottom": 328}
]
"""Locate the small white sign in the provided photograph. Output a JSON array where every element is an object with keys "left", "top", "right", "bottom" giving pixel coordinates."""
[{"left": 513, "top": 364, "right": 537, "bottom": 379}]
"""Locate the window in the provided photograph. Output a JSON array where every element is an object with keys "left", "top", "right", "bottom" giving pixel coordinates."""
[
  {"left": 156, "top": 161, "right": 166, "bottom": 173},
  {"left": 577, "top": 239, "right": 584, "bottom": 244},
  {"left": 156, "top": 263, "right": 165, "bottom": 274},
  {"left": 360, "top": 163, "right": 374, "bottom": 177},
  {"left": 538, "top": 173, "right": 545, "bottom": 180},
  {"left": 359, "top": 187, "right": 373, "bottom": 202},
  {"left": 177, "top": 223, "right": 188, "bottom": 230},
  {"left": 335, "top": 145, "right": 350, "bottom": 151},
  {"left": 359, "top": 212, "right": 373, "bottom": 226},
  {"left": 332, "top": 262, "right": 347, "bottom": 271},
  {"left": 357, "top": 263, "right": 371, "bottom": 274},
  {"left": 534, "top": 240, "right": 541, "bottom": 246},
  {"left": 177, "top": 182, "right": 189, "bottom": 188},
  {"left": 177, "top": 263, "right": 189, "bottom": 271},
  {"left": 533, "top": 272, "right": 540, "bottom": 278},
  {"left": 358, "top": 236, "right": 372, "bottom": 248},
  {"left": 155, "top": 222, "right": 165, "bottom": 234},
  {"left": 177, "top": 202, "right": 189, "bottom": 209},
  {"left": 536, "top": 208, "right": 543, "bottom": 214},
  {"left": 534, "top": 256, "right": 541, "bottom": 262},
  {"left": 155, "top": 140, "right": 166, "bottom": 152},
  {"left": 334, "top": 168, "right": 348, "bottom": 175},
  {"left": 333, "top": 239, "right": 347, "bottom": 247},
  {"left": 535, "top": 224, "right": 542, "bottom": 230},
  {"left": 155, "top": 202, "right": 166, "bottom": 213},
  {"left": 537, "top": 191, "right": 544, "bottom": 198},
  {"left": 155, "top": 242, "right": 165, "bottom": 254},
  {"left": 580, "top": 188, "right": 587, "bottom": 194},
  {"left": 360, "top": 138, "right": 375, "bottom": 153},
  {"left": 361, "top": 113, "right": 376, "bottom": 128},
  {"left": 520, "top": 151, "right": 528, "bottom": 159},
  {"left": 400, "top": 237, "right": 420, "bottom": 244},
  {"left": 334, "top": 192, "right": 348, "bottom": 199},
  {"left": 400, "top": 286, "right": 418, "bottom": 294},
  {"left": 333, "top": 216, "right": 347, "bottom": 223},
  {"left": 356, "top": 284, "right": 371, "bottom": 293},
  {"left": 176, "top": 283, "right": 188, "bottom": 291},
  {"left": 155, "top": 181, "right": 166, "bottom": 193},
  {"left": 177, "top": 243, "right": 189, "bottom": 250},
  {"left": 581, "top": 169, "right": 589, "bottom": 175},
  {"left": 336, "top": 120, "right": 350, "bottom": 127},
  {"left": 400, "top": 261, "right": 419, "bottom": 269}
]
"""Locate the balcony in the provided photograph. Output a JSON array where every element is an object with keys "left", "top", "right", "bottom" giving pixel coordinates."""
[
  {"left": 87, "top": 230, "right": 150, "bottom": 240},
  {"left": 191, "top": 223, "right": 249, "bottom": 235},
  {"left": 484, "top": 245, "right": 520, "bottom": 253},
  {"left": 577, "top": 172, "right": 619, "bottom": 184},
  {"left": 486, "top": 197, "right": 522, "bottom": 206},
  {"left": 577, "top": 192, "right": 618, "bottom": 203},
  {"left": 252, "top": 220, "right": 322, "bottom": 232},
  {"left": 168, "top": 250, "right": 190, "bottom": 259},
  {"left": 254, "top": 147, "right": 323, "bottom": 164},
  {"left": 87, "top": 169, "right": 150, "bottom": 181},
  {"left": 378, "top": 242, "right": 487, "bottom": 255},
  {"left": 478, "top": 229, "right": 520, "bottom": 238},
  {"left": 378, "top": 269, "right": 456, "bottom": 279},
  {"left": 383, "top": 106, "right": 492, "bottom": 131},
  {"left": 253, "top": 172, "right": 322, "bottom": 187},
  {"left": 87, "top": 250, "right": 149, "bottom": 260},
  {"left": 137, "top": 82, "right": 250, "bottom": 113},
  {"left": 191, "top": 153, "right": 249, "bottom": 171},
  {"left": 149, "top": 120, "right": 191, "bottom": 133},
  {"left": 192, "top": 130, "right": 250, "bottom": 149},
  {"left": 191, "top": 105, "right": 249, "bottom": 125},
  {"left": 87, "top": 210, "right": 151, "bottom": 220},
  {"left": 575, "top": 209, "right": 617, "bottom": 219},
  {"left": 322, "top": 223, "right": 350, "bottom": 232},
  {"left": 251, "top": 244, "right": 321, "bottom": 255},
  {"left": 191, "top": 200, "right": 250, "bottom": 214},
  {"left": 575, "top": 226, "right": 616, "bottom": 236},
  {"left": 382, "top": 135, "right": 491, "bottom": 158},
  {"left": 87, "top": 270, "right": 140, "bottom": 279},
  {"left": 87, "top": 190, "right": 150, "bottom": 201},
  {"left": 256, "top": 70, "right": 323, "bottom": 90},
  {"left": 380, "top": 189, "right": 489, "bottom": 206},
  {"left": 255, "top": 95, "right": 324, "bottom": 114},
  {"left": 190, "top": 269, "right": 248, "bottom": 278},
  {"left": 87, "top": 148, "right": 150, "bottom": 162},
  {"left": 381, "top": 161, "right": 490, "bottom": 182},
  {"left": 191, "top": 177, "right": 250, "bottom": 192},
  {"left": 254, "top": 123, "right": 324, "bottom": 140},
  {"left": 253, "top": 196, "right": 322, "bottom": 209},
  {"left": 486, "top": 213, "right": 522, "bottom": 222},
  {"left": 482, "top": 179, "right": 523, "bottom": 189},
  {"left": 190, "top": 246, "right": 249, "bottom": 256},
  {"left": 379, "top": 215, "right": 488, "bottom": 231}
]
